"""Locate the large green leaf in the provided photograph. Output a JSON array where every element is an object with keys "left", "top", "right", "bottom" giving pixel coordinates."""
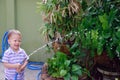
[
  {"left": 71, "top": 75, "right": 79, "bottom": 80},
  {"left": 64, "top": 73, "right": 71, "bottom": 80},
  {"left": 64, "top": 60, "right": 71, "bottom": 67},
  {"left": 99, "top": 13, "right": 109, "bottom": 30},
  {"left": 108, "top": 9, "right": 118, "bottom": 26},
  {"left": 72, "top": 64, "right": 81, "bottom": 72},
  {"left": 72, "top": 64, "right": 82, "bottom": 75},
  {"left": 60, "top": 69, "right": 67, "bottom": 77}
]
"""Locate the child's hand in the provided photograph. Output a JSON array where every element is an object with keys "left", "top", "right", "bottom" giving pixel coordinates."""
[
  {"left": 16, "top": 68, "right": 21, "bottom": 73},
  {"left": 16, "top": 63, "right": 22, "bottom": 73},
  {"left": 19, "top": 60, "right": 28, "bottom": 71},
  {"left": 16, "top": 60, "right": 28, "bottom": 73},
  {"left": 16, "top": 63, "right": 21, "bottom": 68}
]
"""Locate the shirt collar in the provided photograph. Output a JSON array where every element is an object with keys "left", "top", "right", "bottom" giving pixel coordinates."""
[{"left": 8, "top": 47, "right": 22, "bottom": 54}]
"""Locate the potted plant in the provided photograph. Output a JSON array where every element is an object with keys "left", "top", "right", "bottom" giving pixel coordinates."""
[
  {"left": 37, "top": 0, "right": 120, "bottom": 79},
  {"left": 74, "top": 1, "right": 120, "bottom": 74},
  {"left": 75, "top": 0, "right": 120, "bottom": 79}
]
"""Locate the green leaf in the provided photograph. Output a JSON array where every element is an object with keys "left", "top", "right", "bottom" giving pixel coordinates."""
[
  {"left": 71, "top": 75, "right": 79, "bottom": 80},
  {"left": 56, "top": 51, "right": 67, "bottom": 63},
  {"left": 64, "top": 73, "right": 71, "bottom": 80},
  {"left": 82, "top": 68, "right": 90, "bottom": 76},
  {"left": 51, "top": 72, "right": 60, "bottom": 78},
  {"left": 91, "top": 30, "right": 99, "bottom": 48},
  {"left": 60, "top": 69, "right": 67, "bottom": 77},
  {"left": 99, "top": 13, "right": 109, "bottom": 30},
  {"left": 116, "top": 29, "right": 120, "bottom": 39},
  {"left": 74, "top": 69, "right": 82, "bottom": 76},
  {"left": 108, "top": 9, "right": 117, "bottom": 26},
  {"left": 97, "top": 43, "right": 103, "bottom": 55},
  {"left": 72, "top": 64, "right": 81, "bottom": 71},
  {"left": 103, "top": 32, "right": 111, "bottom": 39},
  {"left": 64, "top": 60, "right": 71, "bottom": 67},
  {"left": 70, "top": 43, "right": 79, "bottom": 51},
  {"left": 97, "top": 37, "right": 104, "bottom": 55}
]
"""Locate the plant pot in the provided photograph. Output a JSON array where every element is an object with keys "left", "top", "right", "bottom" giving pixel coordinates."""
[
  {"left": 93, "top": 51, "right": 120, "bottom": 80},
  {"left": 97, "top": 67, "right": 120, "bottom": 80},
  {"left": 94, "top": 51, "right": 120, "bottom": 72}
]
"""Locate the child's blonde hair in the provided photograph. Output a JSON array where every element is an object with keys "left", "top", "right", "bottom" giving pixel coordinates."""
[{"left": 8, "top": 29, "right": 22, "bottom": 39}]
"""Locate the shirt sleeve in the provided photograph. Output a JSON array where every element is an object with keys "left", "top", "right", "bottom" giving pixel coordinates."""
[
  {"left": 23, "top": 49, "right": 29, "bottom": 60},
  {"left": 2, "top": 51, "right": 9, "bottom": 63}
]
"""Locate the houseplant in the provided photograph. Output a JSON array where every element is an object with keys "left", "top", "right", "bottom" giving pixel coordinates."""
[{"left": 37, "top": 0, "right": 120, "bottom": 79}]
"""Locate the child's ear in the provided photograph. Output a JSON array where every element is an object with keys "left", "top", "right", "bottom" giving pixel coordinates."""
[{"left": 8, "top": 39, "right": 10, "bottom": 44}]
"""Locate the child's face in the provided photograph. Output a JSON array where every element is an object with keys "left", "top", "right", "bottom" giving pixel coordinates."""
[{"left": 8, "top": 34, "right": 22, "bottom": 52}]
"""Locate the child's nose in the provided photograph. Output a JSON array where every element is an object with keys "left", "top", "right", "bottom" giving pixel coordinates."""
[{"left": 16, "top": 41, "right": 20, "bottom": 44}]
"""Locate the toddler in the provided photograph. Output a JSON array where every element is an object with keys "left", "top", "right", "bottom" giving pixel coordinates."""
[{"left": 2, "top": 29, "right": 28, "bottom": 80}]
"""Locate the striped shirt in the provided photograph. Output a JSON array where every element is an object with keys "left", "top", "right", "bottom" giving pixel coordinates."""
[{"left": 2, "top": 47, "right": 28, "bottom": 80}]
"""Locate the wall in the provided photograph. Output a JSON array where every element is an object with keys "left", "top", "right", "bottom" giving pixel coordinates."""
[
  {"left": 0, "top": 0, "right": 53, "bottom": 62},
  {"left": 0, "top": 0, "right": 7, "bottom": 56}
]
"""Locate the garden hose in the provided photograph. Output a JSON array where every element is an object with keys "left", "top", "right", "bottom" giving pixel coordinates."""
[
  {"left": 36, "top": 69, "right": 42, "bottom": 80},
  {"left": 0, "top": 31, "right": 9, "bottom": 59},
  {"left": 14, "top": 58, "right": 28, "bottom": 80},
  {"left": 27, "top": 61, "right": 44, "bottom": 80},
  {"left": 14, "top": 73, "right": 18, "bottom": 80},
  {"left": 27, "top": 61, "right": 44, "bottom": 70}
]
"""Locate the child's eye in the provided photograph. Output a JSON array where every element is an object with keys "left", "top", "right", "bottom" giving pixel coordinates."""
[
  {"left": 14, "top": 40, "right": 17, "bottom": 42},
  {"left": 14, "top": 40, "right": 21, "bottom": 42},
  {"left": 19, "top": 40, "right": 21, "bottom": 42}
]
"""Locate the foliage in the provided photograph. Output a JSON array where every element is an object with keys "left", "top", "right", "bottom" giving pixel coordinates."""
[
  {"left": 47, "top": 51, "right": 89, "bottom": 80},
  {"left": 37, "top": 0, "right": 120, "bottom": 79},
  {"left": 37, "top": 0, "right": 82, "bottom": 36},
  {"left": 77, "top": 0, "right": 120, "bottom": 58}
]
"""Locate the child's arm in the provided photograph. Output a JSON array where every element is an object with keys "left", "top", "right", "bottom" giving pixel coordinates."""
[
  {"left": 16, "top": 60, "right": 28, "bottom": 73},
  {"left": 3, "top": 62, "right": 21, "bottom": 69},
  {"left": 20, "top": 60, "right": 28, "bottom": 70}
]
